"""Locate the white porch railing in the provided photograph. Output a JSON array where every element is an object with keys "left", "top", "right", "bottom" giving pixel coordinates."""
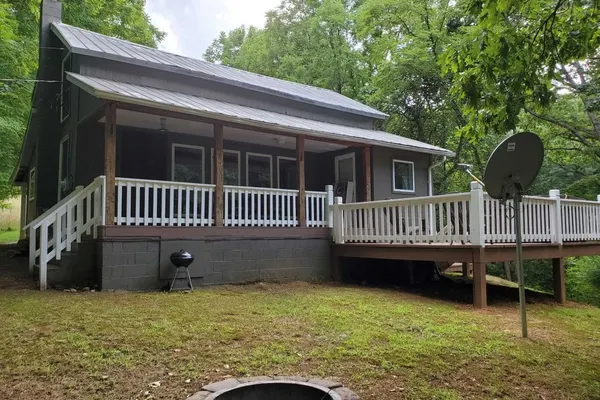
[
  {"left": 25, "top": 176, "right": 106, "bottom": 290},
  {"left": 115, "top": 177, "right": 333, "bottom": 228},
  {"left": 332, "top": 182, "right": 600, "bottom": 245},
  {"left": 116, "top": 178, "right": 215, "bottom": 226}
]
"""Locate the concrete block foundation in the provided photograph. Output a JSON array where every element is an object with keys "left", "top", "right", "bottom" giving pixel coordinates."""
[{"left": 96, "top": 228, "right": 332, "bottom": 290}]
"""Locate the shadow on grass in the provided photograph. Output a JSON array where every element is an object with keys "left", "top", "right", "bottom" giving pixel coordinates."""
[{"left": 340, "top": 258, "right": 555, "bottom": 306}]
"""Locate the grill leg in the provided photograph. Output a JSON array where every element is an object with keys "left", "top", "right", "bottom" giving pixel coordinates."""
[
  {"left": 169, "top": 267, "right": 180, "bottom": 292},
  {"left": 186, "top": 267, "right": 193, "bottom": 291}
]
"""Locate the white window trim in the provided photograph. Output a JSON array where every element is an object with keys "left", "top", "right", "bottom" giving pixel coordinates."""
[
  {"left": 246, "top": 152, "right": 273, "bottom": 188},
  {"left": 57, "top": 135, "right": 69, "bottom": 201},
  {"left": 60, "top": 53, "right": 71, "bottom": 123},
  {"left": 277, "top": 156, "right": 296, "bottom": 189},
  {"left": 29, "top": 168, "right": 36, "bottom": 202},
  {"left": 171, "top": 143, "right": 205, "bottom": 183},
  {"left": 392, "top": 159, "right": 416, "bottom": 194},
  {"left": 334, "top": 152, "right": 356, "bottom": 183},
  {"left": 210, "top": 148, "right": 241, "bottom": 185}
]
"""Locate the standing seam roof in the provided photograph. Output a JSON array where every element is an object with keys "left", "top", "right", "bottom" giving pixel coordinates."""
[
  {"left": 67, "top": 72, "right": 454, "bottom": 157},
  {"left": 51, "top": 22, "right": 388, "bottom": 120}
]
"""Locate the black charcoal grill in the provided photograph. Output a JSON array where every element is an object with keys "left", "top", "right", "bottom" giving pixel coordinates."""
[{"left": 169, "top": 249, "right": 195, "bottom": 291}]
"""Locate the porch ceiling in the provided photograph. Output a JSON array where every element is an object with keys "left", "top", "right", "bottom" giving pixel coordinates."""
[
  {"left": 68, "top": 72, "right": 455, "bottom": 157},
  {"left": 101, "top": 109, "right": 347, "bottom": 153}
]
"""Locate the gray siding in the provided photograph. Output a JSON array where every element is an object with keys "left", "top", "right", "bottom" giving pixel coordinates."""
[
  {"left": 372, "top": 146, "right": 431, "bottom": 200},
  {"left": 78, "top": 57, "right": 376, "bottom": 129}
]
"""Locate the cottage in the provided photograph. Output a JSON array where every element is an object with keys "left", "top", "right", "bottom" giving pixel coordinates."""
[
  {"left": 14, "top": 0, "right": 453, "bottom": 291},
  {"left": 16, "top": 1, "right": 600, "bottom": 310}
]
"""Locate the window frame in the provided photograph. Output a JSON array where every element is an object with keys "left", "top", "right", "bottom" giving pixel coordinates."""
[
  {"left": 276, "top": 156, "right": 296, "bottom": 189},
  {"left": 246, "top": 152, "right": 273, "bottom": 188},
  {"left": 171, "top": 143, "right": 206, "bottom": 184},
  {"left": 392, "top": 159, "right": 416, "bottom": 194},
  {"left": 57, "top": 134, "right": 70, "bottom": 201},
  {"left": 210, "top": 148, "right": 241, "bottom": 186},
  {"left": 60, "top": 52, "right": 72, "bottom": 123},
  {"left": 334, "top": 152, "right": 356, "bottom": 183},
  {"left": 29, "top": 168, "right": 36, "bottom": 202}
]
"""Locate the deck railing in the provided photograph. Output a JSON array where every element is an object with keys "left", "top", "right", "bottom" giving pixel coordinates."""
[
  {"left": 332, "top": 182, "right": 600, "bottom": 245},
  {"left": 115, "top": 177, "right": 332, "bottom": 228}
]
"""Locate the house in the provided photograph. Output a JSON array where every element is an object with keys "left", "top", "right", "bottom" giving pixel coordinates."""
[{"left": 13, "top": 0, "right": 455, "bottom": 291}]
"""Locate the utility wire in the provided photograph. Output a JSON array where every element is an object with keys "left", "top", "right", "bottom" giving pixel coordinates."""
[{"left": 0, "top": 79, "right": 61, "bottom": 83}]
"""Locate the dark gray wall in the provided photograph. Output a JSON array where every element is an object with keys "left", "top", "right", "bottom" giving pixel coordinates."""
[
  {"left": 372, "top": 146, "right": 431, "bottom": 199},
  {"left": 98, "top": 237, "right": 331, "bottom": 290},
  {"left": 78, "top": 57, "right": 376, "bottom": 129}
]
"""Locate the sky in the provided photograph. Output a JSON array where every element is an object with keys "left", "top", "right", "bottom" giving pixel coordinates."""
[{"left": 145, "top": 0, "right": 281, "bottom": 59}]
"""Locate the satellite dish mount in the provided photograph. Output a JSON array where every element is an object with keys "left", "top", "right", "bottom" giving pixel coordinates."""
[{"left": 484, "top": 132, "right": 544, "bottom": 338}]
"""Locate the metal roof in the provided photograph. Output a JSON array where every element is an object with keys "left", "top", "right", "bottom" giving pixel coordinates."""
[
  {"left": 67, "top": 73, "right": 454, "bottom": 157},
  {"left": 52, "top": 22, "right": 388, "bottom": 120}
]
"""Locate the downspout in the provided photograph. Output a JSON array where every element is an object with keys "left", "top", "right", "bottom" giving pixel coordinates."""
[
  {"left": 428, "top": 156, "right": 447, "bottom": 196},
  {"left": 428, "top": 156, "right": 446, "bottom": 235}
]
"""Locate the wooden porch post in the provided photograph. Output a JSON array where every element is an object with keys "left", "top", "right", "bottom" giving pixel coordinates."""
[
  {"left": 214, "top": 123, "right": 224, "bottom": 227},
  {"left": 552, "top": 258, "right": 566, "bottom": 304},
  {"left": 297, "top": 136, "right": 306, "bottom": 227},
  {"left": 104, "top": 102, "right": 117, "bottom": 226},
  {"left": 363, "top": 146, "right": 372, "bottom": 202}
]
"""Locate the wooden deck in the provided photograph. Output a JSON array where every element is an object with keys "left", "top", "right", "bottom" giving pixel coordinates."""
[{"left": 332, "top": 241, "right": 600, "bottom": 309}]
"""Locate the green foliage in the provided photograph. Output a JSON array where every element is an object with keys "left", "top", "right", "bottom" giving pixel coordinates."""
[
  {"left": 567, "top": 256, "right": 600, "bottom": 307},
  {"left": 0, "top": 0, "right": 163, "bottom": 203},
  {"left": 442, "top": 0, "right": 600, "bottom": 141},
  {"left": 204, "top": 0, "right": 367, "bottom": 98}
]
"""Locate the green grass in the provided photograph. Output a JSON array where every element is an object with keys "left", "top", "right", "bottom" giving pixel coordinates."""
[
  {"left": 0, "top": 283, "right": 599, "bottom": 400},
  {"left": 0, "top": 229, "right": 19, "bottom": 243}
]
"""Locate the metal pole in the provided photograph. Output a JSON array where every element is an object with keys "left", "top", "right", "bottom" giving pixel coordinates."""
[{"left": 513, "top": 191, "right": 528, "bottom": 338}]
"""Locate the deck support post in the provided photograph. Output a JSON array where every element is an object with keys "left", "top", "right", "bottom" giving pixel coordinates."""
[
  {"left": 462, "top": 262, "right": 469, "bottom": 278},
  {"left": 214, "top": 123, "right": 224, "bottom": 227},
  {"left": 104, "top": 102, "right": 117, "bottom": 226},
  {"left": 363, "top": 146, "right": 372, "bottom": 202},
  {"left": 552, "top": 258, "right": 566, "bottom": 304},
  {"left": 297, "top": 136, "right": 306, "bottom": 227},
  {"left": 473, "top": 261, "right": 487, "bottom": 309}
]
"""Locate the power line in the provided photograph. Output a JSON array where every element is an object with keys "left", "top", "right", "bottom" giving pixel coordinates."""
[{"left": 0, "top": 79, "right": 61, "bottom": 83}]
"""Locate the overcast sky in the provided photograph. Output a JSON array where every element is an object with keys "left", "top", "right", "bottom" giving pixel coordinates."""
[{"left": 145, "top": 0, "right": 281, "bottom": 59}]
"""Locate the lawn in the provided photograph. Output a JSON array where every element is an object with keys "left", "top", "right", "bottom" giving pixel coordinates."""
[
  {"left": 0, "top": 229, "right": 19, "bottom": 243},
  {"left": 0, "top": 282, "right": 599, "bottom": 400}
]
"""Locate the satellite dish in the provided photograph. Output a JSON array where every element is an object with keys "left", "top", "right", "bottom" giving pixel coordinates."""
[
  {"left": 483, "top": 131, "right": 544, "bottom": 339},
  {"left": 484, "top": 132, "right": 544, "bottom": 200}
]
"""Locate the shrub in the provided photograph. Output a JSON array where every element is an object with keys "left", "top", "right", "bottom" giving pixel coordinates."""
[{"left": 566, "top": 256, "right": 600, "bottom": 307}]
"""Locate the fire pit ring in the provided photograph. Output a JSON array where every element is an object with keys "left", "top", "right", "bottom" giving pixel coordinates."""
[{"left": 188, "top": 377, "right": 359, "bottom": 400}]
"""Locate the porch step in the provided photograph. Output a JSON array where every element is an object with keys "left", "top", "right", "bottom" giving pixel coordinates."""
[{"left": 33, "top": 251, "right": 85, "bottom": 288}]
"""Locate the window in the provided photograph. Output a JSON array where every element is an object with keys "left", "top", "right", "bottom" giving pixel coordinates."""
[
  {"left": 392, "top": 160, "right": 415, "bottom": 193},
  {"left": 335, "top": 153, "right": 356, "bottom": 183},
  {"left": 29, "top": 168, "right": 36, "bottom": 201},
  {"left": 211, "top": 149, "right": 241, "bottom": 185},
  {"left": 277, "top": 157, "right": 297, "bottom": 189},
  {"left": 246, "top": 153, "right": 272, "bottom": 188},
  {"left": 60, "top": 53, "right": 72, "bottom": 122},
  {"left": 172, "top": 144, "right": 205, "bottom": 183},
  {"left": 58, "top": 135, "right": 70, "bottom": 200}
]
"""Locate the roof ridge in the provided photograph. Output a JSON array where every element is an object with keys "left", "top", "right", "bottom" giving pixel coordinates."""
[{"left": 54, "top": 22, "right": 365, "bottom": 98}]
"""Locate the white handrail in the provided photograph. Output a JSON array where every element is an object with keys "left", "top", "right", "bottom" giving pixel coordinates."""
[
  {"left": 331, "top": 184, "right": 600, "bottom": 246},
  {"left": 29, "top": 176, "right": 105, "bottom": 290},
  {"left": 115, "top": 177, "right": 331, "bottom": 228},
  {"left": 24, "top": 186, "right": 84, "bottom": 231}
]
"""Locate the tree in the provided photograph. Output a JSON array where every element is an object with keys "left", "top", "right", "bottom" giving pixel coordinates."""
[
  {"left": 442, "top": 0, "right": 600, "bottom": 144},
  {"left": 203, "top": 0, "right": 367, "bottom": 98},
  {"left": 0, "top": 0, "right": 163, "bottom": 204}
]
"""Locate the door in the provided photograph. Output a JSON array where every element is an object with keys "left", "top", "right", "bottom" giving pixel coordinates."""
[{"left": 334, "top": 153, "right": 356, "bottom": 202}]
